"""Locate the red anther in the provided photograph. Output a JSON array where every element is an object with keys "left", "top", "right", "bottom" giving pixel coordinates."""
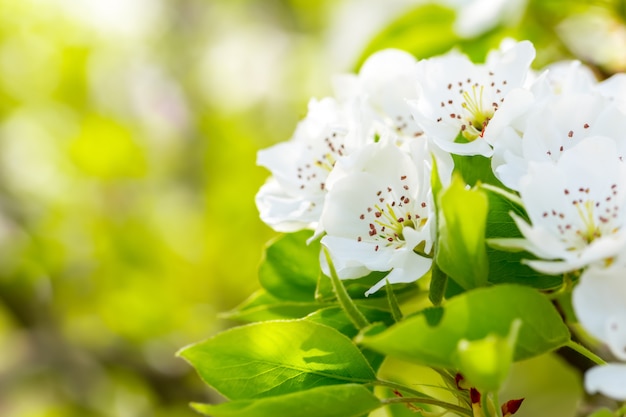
[
  {"left": 502, "top": 398, "right": 524, "bottom": 416},
  {"left": 470, "top": 388, "right": 481, "bottom": 404},
  {"left": 455, "top": 373, "right": 465, "bottom": 390}
]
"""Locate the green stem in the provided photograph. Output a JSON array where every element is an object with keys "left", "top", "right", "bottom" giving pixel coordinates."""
[
  {"left": 385, "top": 279, "right": 404, "bottom": 322},
  {"left": 429, "top": 261, "right": 448, "bottom": 306},
  {"left": 492, "top": 391, "right": 503, "bottom": 417},
  {"left": 546, "top": 273, "right": 574, "bottom": 300},
  {"left": 375, "top": 380, "right": 472, "bottom": 417},
  {"left": 323, "top": 247, "right": 370, "bottom": 330},
  {"left": 482, "top": 393, "right": 494, "bottom": 417},
  {"left": 381, "top": 397, "right": 472, "bottom": 416},
  {"left": 565, "top": 339, "right": 606, "bottom": 365},
  {"left": 374, "top": 379, "right": 428, "bottom": 398}
]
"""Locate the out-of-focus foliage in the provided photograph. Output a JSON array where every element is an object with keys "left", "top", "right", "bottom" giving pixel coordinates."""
[
  {"left": 2, "top": 0, "right": 626, "bottom": 416},
  {"left": 0, "top": 0, "right": 343, "bottom": 415}
]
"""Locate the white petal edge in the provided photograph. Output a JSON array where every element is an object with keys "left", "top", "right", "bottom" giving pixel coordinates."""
[{"left": 585, "top": 364, "right": 626, "bottom": 400}]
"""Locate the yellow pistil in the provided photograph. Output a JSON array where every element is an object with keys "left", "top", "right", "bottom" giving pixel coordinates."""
[
  {"left": 374, "top": 203, "right": 416, "bottom": 242},
  {"left": 461, "top": 85, "right": 494, "bottom": 141},
  {"left": 314, "top": 153, "right": 336, "bottom": 172},
  {"left": 574, "top": 200, "right": 601, "bottom": 244}
]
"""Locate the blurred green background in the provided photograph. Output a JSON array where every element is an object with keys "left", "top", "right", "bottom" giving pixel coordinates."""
[
  {"left": 0, "top": 0, "right": 342, "bottom": 415},
  {"left": 2, "top": 0, "right": 626, "bottom": 416}
]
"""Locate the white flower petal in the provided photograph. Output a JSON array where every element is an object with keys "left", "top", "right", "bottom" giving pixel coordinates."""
[
  {"left": 573, "top": 266, "right": 626, "bottom": 353},
  {"left": 507, "top": 136, "right": 626, "bottom": 273},
  {"left": 522, "top": 259, "right": 587, "bottom": 275},
  {"left": 489, "top": 73, "right": 626, "bottom": 189},
  {"left": 413, "top": 41, "right": 534, "bottom": 156},
  {"left": 255, "top": 178, "right": 322, "bottom": 232},
  {"left": 365, "top": 251, "right": 432, "bottom": 297},
  {"left": 585, "top": 364, "right": 626, "bottom": 400},
  {"left": 255, "top": 97, "right": 363, "bottom": 231},
  {"left": 321, "top": 235, "right": 389, "bottom": 278},
  {"left": 319, "top": 142, "right": 433, "bottom": 294},
  {"left": 482, "top": 87, "right": 534, "bottom": 147},
  {"left": 334, "top": 49, "right": 422, "bottom": 143},
  {"left": 606, "top": 314, "right": 626, "bottom": 361},
  {"left": 537, "top": 60, "right": 598, "bottom": 95},
  {"left": 510, "top": 212, "right": 571, "bottom": 260}
]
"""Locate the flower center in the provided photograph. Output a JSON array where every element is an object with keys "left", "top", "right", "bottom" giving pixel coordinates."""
[
  {"left": 573, "top": 200, "right": 604, "bottom": 245},
  {"left": 356, "top": 176, "right": 429, "bottom": 252},
  {"left": 547, "top": 184, "right": 622, "bottom": 251},
  {"left": 460, "top": 85, "right": 495, "bottom": 141},
  {"left": 373, "top": 202, "right": 419, "bottom": 242},
  {"left": 297, "top": 131, "right": 346, "bottom": 192}
]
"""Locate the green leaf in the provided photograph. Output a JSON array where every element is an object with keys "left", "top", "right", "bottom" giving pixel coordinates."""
[
  {"left": 355, "top": 4, "right": 459, "bottom": 68},
  {"left": 304, "top": 306, "right": 391, "bottom": 372},
  {"left": 179, "top": 320, "right": 377, "bottom": 400},
  {"left": 436, "top": 175, "right": 489, "bottom": 290},
  {"left": 482, "top": 186, "right": 526, "bottom": 239},
  {"left": 316, "top": 270, "right": 418, "bottom": 302},
  {"left": 455, "top": 319, "right": 521, "bottom": 392},
  {"left": 324, "top": 247, "right": 370, "bottom": 330},
  {"left": 259, "top": 231, "right": 320, "bottom": 301},
  {"left": 444, "top": 277, "right": 465, "bottom": 299},
  {"left": 305, "top": 305, "right": 394, "bottom": 338},
  {"left": 586, "top": 409, "right": 614, "bottom": 417},
  {"left": 358, "top": 285, "right": 570, "bottom": 370},
  {"left": 457, "top": 26, "right": 513, "bottom": 63},
  {"left": 487, "top": 248, "right": 563, "bottom": 289},
  {"left": 385, "top": 279, "right": 403, "bottom": 322},
  {"left": 316, "top": 270, "right": 335, "bottom": 302},
  {"left": 222, "top": 290, "right": 323, "bottom": 322},
  {"left": 452, "top": 153, "right": 501, "bottom": 187},
  {"left": 428, "top": 262, "right": 447, "bottom": 306},
  {"left": 430, "top": 155, "right": 444, "bottom": 213},
  {"left": 191, "top": 384, "right": 381, "bottom": 417},
  {"left": 483, "top": 187, "right": 562, "bottom": 290}
]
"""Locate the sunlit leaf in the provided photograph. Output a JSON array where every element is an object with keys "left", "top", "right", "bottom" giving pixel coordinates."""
[
  {"left": 222, "top": 290, "right": 323, "bottom": 322},
  {"left": 191, "top": 384, "right": 381, "bottom": 417},
  {"left": 358, "top": 285, "right": 570, "bottom": 369},
  {"left": 305, "top": 305, "right": 394, "bottom": 338},
  {"left": 179, "top": 320, "right": 376, "bottom": 400},
  {"left": 451, "top": 154, "right": 500, "bottom": 187},
  {"left": 259, "top": 231, "right": 320, "bottom": 301},
  {"left": 455, "top": 319, "right": 520, "bottom": 392},
  {"left": 436, "top": 175, "right": 489, "bottom": 290}
]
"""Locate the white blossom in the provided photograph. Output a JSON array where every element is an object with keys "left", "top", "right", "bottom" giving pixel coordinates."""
[
  {"left": 490, "top": 137, "right": 626, "bottom": 274},
  {"left": 411, "top": 40, "right": 535, "bottom": 157},
  {"left": 333, "top": 48, "right": 423, "bottom": 145},
  {"left": 573, "top": 265, "right": 626, "bottom": 400},
  {"left": 255, "top": 97, "right": 363, "bottom": 232},
  {"left": 320, "top": 141, "right": 434, "bottom": 296},
  {"left": 488, "top": 89, "right": 626, "bottom": 190}
]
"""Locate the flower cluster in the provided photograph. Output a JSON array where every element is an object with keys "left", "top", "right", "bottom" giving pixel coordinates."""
[{"left": 256, "top": 39, "right": 626, "bottom": 401}]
